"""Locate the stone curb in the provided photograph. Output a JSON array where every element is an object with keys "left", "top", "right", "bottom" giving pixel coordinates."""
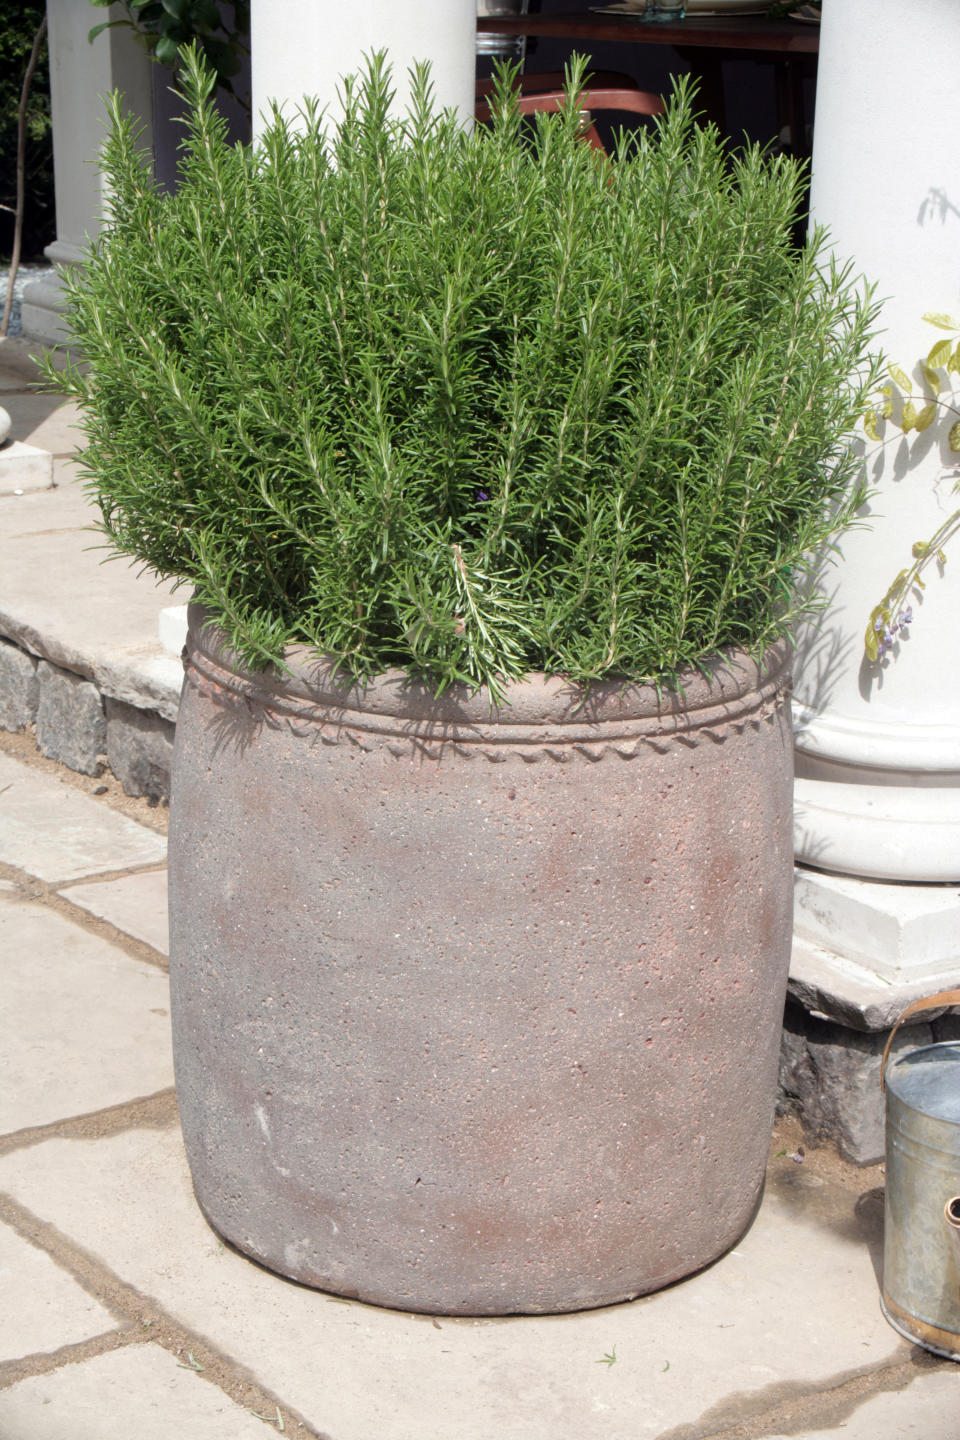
[{"left": 0, "top": 612, "right": 182, "bottom": 725}]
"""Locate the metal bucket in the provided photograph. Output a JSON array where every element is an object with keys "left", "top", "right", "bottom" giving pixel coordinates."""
[{"left": 882, "top": 988, "right": 960, "bottom": 1360}]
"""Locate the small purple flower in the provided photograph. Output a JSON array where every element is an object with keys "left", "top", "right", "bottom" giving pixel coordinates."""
[
  {"left": 476, "top": 490, "right": 489, "bottom": 503},
  {"left": 875, "top": 603, "right": 914, "bottom": 662}
]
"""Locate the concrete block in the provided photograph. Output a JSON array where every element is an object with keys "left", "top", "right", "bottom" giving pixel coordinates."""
[
  {"left": 0, "top": 639, "right": 38, "bottom": 730},
  {"left": 35, "top": 659, "right": 106, "bottom": 776},
  {"left": 794, "top": 866, "right": 960, "bottom": 984},
  {"left": 159, "top": 603, "right": 189, "bottom": 658},
  {"left": 779, "top": 999, "right": 934, "bottom": 1165},
  {"left": 789, "top": 932, "right": 960, "bottom": 1033},
  {"left": 0, "top": 752, "right": 166, "bottom": 884},
  {"left": 0, "top": 1221, "right": 114, "bottom": 1361},
  {"left": 0, "top": 1346, "right": 270, "bottom": 1440},
  {"left": 105, "top": 697, "right": 175, "bottom": 800},
  {"left": 0, "top": 439, "right": 54, "bottom": 493}
]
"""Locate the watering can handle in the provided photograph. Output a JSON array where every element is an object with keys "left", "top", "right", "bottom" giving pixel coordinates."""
[{"left": 881, "top": 988, "right": 960, "bottom": 1089}]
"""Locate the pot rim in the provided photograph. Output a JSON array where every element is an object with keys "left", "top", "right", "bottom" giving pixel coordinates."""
[{"left": 185, "top": 603, "right": 791, "bottom": 743}]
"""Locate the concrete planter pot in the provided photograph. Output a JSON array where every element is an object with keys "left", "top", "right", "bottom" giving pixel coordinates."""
[{"left": 169, "top": 603, "right": 795, "bottom": 1316}]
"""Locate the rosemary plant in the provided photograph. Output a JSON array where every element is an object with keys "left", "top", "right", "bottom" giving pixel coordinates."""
[{"left": 48, "top": 48, "right": 879, "bottom": 697}]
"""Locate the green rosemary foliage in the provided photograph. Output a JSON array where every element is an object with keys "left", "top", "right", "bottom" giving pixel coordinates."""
[{"left": 47, "top": 48, "right": 879, "bottom": 696}]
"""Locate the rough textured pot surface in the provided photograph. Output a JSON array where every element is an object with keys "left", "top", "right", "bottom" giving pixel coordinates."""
[{"left": 169, "top": 604, "right": 795, "bottom": 1316}]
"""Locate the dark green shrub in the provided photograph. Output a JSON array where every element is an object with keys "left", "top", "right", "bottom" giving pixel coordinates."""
[
  {"left": 88, "top": 1, "right": 250, "bottom": 111},
  {"left": 47, "top": 49, "right": 879, "bottom": 696}
]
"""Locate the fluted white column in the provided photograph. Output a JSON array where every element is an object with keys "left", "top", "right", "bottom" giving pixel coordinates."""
[
  {"left": 791, "top": 0, "right": 960, "bottom": 1014},
  {"left": 21, "top": 0, "right": 154, "bottom": 345},
  {"left": 250, "top": 0, "right": 476, "bottom": 138}
]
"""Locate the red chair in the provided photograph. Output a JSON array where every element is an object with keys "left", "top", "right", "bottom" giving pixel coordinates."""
[{"left": 475, "top": 71, "right": 664, "bottom": 152}]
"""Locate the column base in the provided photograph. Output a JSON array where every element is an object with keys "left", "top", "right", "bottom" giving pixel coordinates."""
[
  {"left": 19, "top": 242, "right": 86, "bottom": 348},
  {"left": 20, "top": 275, "right": 69, "bottom": 347},
  {"left": 792, "top": 865, "right": 960, "bottom": 1018},
  {"left": 794, "top": 775, "right": 960, "bottom": 883}
]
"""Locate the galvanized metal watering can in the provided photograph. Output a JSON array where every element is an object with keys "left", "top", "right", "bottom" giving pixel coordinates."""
[{"left": 882, "top": 989, "right": 960, "bottom": 1360}]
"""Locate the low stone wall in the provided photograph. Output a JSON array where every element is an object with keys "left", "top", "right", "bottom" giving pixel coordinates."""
[{"left": 0, "top": 636, "right": 174, "bottom": 800}]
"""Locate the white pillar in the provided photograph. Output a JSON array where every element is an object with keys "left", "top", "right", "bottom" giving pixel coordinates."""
[
  {"left": 791, "top": 0, "right": 960, "bottom": 1018},
  {"left": 21, "top": 1, "right": 154, "bottom": 345},
  {"left": 250, "top": 0, "right": 477, "bottom": 138}
]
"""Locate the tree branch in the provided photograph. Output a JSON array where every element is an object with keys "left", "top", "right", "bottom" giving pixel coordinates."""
[{"left": 1, "top": 15, "right": 48, "bottom": 339}]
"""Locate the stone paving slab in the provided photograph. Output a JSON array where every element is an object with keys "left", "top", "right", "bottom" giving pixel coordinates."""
[
  {"left": 0, "top": 338, "right": 71, "bottom": 393},
  {"left": 765, "top": 1367, "right": 960, "bottom": 1439},
  {"left": 61, "top": 868, "right": 170, "bottom": 957},
  {"left": 2, "top": 457, "right": 91, "bottom": 529},
  {"left": 0, "top": 465, "right": 183, "bottom": 721},
  {"left": 0, "top": 343, "right": 41, "bottom": 393},
  {"left": 0, "top": 1126, "right": 908, "bottom": 1440},
  {"left": 0, "top": 391, "right": 84, "bottom": 456},
  {"left": 0, "top": 893, "right": 173, "bottom": 1132},
  {"left": 0, "top": 753, "right": 166, "bottom": 884},
  {"left": 0, "top": 1344, "right": 272, "bottom": 1440},
  {"left": 0, "top": 1221, "right": 115, "bottom": 1361}
]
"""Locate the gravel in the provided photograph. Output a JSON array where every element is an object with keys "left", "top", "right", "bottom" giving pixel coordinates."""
[{"left": 0, "top": 261, "right": 52, "bottom": 337}]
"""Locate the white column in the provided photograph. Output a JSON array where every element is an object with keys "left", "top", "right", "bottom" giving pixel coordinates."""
[
  {"left": 791, "top": 0, "right": 960, "bottom": 1019},
  {"left": 21, "top": 0, "right": 154, "bottom": 345},
  {"left": 250, "top": 0, "right": 477, "bottom": 138}
]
